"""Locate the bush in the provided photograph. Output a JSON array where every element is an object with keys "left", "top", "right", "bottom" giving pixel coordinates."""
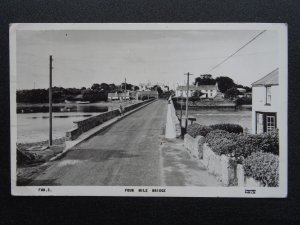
[
  {"left": 236, "top": 97, "right": 252, "bottom": 105},
  {"left": 187, "top": 123, "right": 213, "bottom": 138},
  {"left": 205, "top": 129, "right": 279, "bottom": 161},
  {"left": 243, "top": 152, "right": 279, "bottom": 187},
  {"left": 210, "top": 123, "right": 243, "bottom": 134},
  {"left": 205, "top": 130, "right": 240, "bottom": 156}
]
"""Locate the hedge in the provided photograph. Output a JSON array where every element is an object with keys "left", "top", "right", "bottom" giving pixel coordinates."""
[
  {"left": 243, "top": 152, "right": 279, "bottom": 187},
  {"left": 210, "top": 123, "right": 243, "bottom": 134},
  {"left": 187, "top": 123, "right": 213, "bottom": 138},
  {"left": 205, "top": 129, "right": 279, "bottom": 162},
  {"left": 187, "top": 123, "right": 243, "bottom": 138}
]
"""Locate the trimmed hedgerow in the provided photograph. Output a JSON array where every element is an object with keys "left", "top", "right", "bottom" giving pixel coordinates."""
[
  {"left": 233, "top": 130, "right": 279, "bottom": 157},
  {"left": 205, "top": 129, "right": 279, "bottom": 162},
  {"left": 243, "top": 151, "right": 279, "bottom": 187},
  {"left": 210, "top": 123, "right": 243, "bottom": 134},
  {"left": 187, "top": 123, "right": 213, "bottom": 138},
  {"left": 205, "top": 129, "right": 240, "bottom": 157}
]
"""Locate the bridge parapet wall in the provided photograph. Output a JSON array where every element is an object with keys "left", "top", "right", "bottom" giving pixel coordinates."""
[
  {"left": 66, "top": 99, "right": 155, "bottom": 141},
  {"left": 170, "top": 99, "right": 181, "bottom": 138},
  {"left": 165, "top": 98, "right": 181, "bottom": 138}
]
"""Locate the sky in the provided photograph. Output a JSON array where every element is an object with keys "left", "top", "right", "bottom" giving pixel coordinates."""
[{"left": 16, "top": 29, "right": 279, "bottom": 90}]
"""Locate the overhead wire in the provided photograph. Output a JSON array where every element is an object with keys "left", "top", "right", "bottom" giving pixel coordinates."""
[{"left": 206, "top": 30, "right": 267, "bottom": 73}]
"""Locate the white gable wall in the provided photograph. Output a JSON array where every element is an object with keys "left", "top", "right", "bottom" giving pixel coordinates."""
[{"left": 251, "top": 85, "right": 280, "bottom": 134}]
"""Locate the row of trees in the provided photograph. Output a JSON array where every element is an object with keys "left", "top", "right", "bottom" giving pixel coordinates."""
[{"left": 17, "top": 82, "right": 139, "bottom": 103}]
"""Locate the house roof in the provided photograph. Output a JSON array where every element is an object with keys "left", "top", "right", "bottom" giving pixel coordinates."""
[
  {"left": 177, "top": 85, "right": 218, "bottom": 91},
  {"left": 252, "top": 68, "right": 279, "bottom": 87},
  {"left": 138, "top": 91, "right": 158, "bottom": 94}
]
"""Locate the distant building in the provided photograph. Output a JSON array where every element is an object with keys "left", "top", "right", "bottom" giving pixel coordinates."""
[
  {"left": 237, "top": 88, "right": 246, "bottom": 93},
  {"left": 139, "top": 82, "right": 169, "bottom": 92},
  {"left": 252, "top": 68, "right": 279, "bottom": 134},
  {"left": 107, "top": 92, "right": 130, "bottom": 101},
  {"left": 176, "top": 83, "right": 219, "bottom": 99},
  {"left": 244, "top": 92, "right": 252, "bottom": 98},
  {"left": 137, "top": 91, "right": 159, "bottom": 99},
  {"left": 139, "top": 82, "right": 153, "bottom": 91},
  {"left": 199, "top": 74, "right": 213, "bottom": 79}
]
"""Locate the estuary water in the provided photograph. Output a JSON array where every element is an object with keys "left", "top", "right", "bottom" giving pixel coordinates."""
[
  {"left": 176, "top": 108, "right": 252, "bottom": 133},
  {"left": 17, "top": 104, "right": 109, "bottom": 143}
]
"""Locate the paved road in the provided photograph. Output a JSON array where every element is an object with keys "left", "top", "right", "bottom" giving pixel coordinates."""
[{"left": 30, "top": 100, "right": 168, "bottom": 186}]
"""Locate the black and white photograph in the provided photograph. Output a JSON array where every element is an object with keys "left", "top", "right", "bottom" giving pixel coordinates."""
[{"left": 10, "top": 23, "right": 287, "bottom": 197}]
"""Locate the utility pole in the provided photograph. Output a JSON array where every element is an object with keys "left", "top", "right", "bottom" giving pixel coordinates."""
[
  {"left": 125, "top": 77, "right": 127, "bottom": 101},
  {"left": 49, "top": 55, "right": 53, "bottom": 146},
  {"left": 184, "top": 72, "right": 193, "bottom": 130}
]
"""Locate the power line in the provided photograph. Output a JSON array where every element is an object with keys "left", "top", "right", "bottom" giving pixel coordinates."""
[{"left": 206, "top": 30, "right": 267, "bottom": 73}]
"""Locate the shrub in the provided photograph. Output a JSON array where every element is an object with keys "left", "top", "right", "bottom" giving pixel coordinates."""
[
  {"left": 205, "top": 129, "right": 279, "bottom": 162},
  {"left": 205, "top": 130, "right": 240, "bottom": 156},
  {"left": 243, "top": 152, "right": 279, "bottom": 187},
  {"left": 210, "top": 123, "right": 243, "bottom": 134},
  {"left": 187, "top": 123, "right": 213, "bottom": 138}
]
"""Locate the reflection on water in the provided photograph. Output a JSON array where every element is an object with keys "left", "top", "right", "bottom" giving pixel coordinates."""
[
  {"left": 176, "top": 108, "right": 252, "bottom": 132},
  {"left": 17, "top": 103, "right": 125, "bottom": 143},
  {"left": 17, "top": 105, "right": 108, "bottom": 113},
  {"left": 17, "top": 112, "right": 100, "bottom": 143}
]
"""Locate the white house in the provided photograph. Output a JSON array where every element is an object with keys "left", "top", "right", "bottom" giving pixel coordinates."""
[
  {"left": 176, "top": 83, "right": 219, "bottom": 99},
  {"left": 251, "top": 68, "right": 279, "bottom": 134},
  {"left": 107, "top": 92, "right": 130, "bottom": 101},
  {"left": 137, "top": 91, "right": 159, "bottom": 99}
]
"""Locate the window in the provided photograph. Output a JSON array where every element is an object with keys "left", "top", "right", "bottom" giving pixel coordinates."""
[
  {"left": 266, "top": 86, "right": 271, "bottom": 105},
  {"left": 266, "top": 115, "right": 276, "bottom": 132},
  {"left": 256, "top": 112, "right": 277, "bottom": 134}
]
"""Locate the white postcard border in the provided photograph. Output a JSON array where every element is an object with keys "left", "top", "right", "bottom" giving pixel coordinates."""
[{"left": 10, "top": 23, "right": 288, "bottom": 197}]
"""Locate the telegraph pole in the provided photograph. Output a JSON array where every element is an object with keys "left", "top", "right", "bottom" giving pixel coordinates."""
[
  {"left": 125, "top": 77, "right": 127, "bottom": 101},
  {"left": 184, "top": 72, "right": 193, "bottom": 130},
  {"left": 49, "top": 55, "right": 53, "bottom": 146}
]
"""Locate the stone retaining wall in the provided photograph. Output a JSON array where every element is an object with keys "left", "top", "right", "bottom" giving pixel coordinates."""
[
  {"left": 202, "top": 144, "right": 237, "bottom": 186},
  {"left": 184, "top": 134, "right": 205, "bottom": 159},
  {"left": 183, "top": 134, "right": 265, "bottom": 187},
  {"left": 66, "top": 99, "right": 155, "bottom": 141},
  {"left": 236, "top": 164, "right": 264, "bottom": 187}
]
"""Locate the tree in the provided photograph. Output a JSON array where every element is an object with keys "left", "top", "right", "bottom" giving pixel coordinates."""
[
  {"left": 224, "top": 87, "right": 240, "bottom": 99},
  {"left": 189, "top": 90, "right": 203, "bottom": 103},
  {"left": 100, "top": 83, "right": 110, "bottom": 92},
  {"left": 151, "top": 85, "right": 163, "bottom": 95},
  {"left": 134, "top": 86, "right": 139, "bottom": 91},
  {"left": 82, "top": 89, "right": 107, "bottom": 102},
  {"left": 215, "top": 76, "right": 235, "bottom": 93},
  {"left": 91, "top": 83, "right": 101, "bottom": 91},
  {"left": 109, "top": 84, "right": 117, "bottom": 92},
  {"left": 195, "top": 74, "right": 216, "bottom": 85},
  {"left": 121, "top": 83, "right": 133, "bottom": 91}
]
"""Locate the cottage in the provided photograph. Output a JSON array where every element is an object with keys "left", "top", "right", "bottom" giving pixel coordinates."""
[
  {"left": 107, "top": 92, "right": 130, "bottom": 101},
  {"left": 137, "top": 90, "right": 159, "bottom": 99},
  {"left": 176, "top": 83, "right": 219, "bottom": 99},
  {"left": 251, "top": 68, "right": 279, "bottom": 134}
]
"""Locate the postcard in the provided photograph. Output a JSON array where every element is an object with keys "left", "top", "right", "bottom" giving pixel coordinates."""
[{"left": 10, "top": 23, "right": 287, "bottom": 197}]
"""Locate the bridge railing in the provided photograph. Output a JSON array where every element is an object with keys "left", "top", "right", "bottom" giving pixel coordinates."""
[{"left": 66, "top": 99, "right": 156, "bottom": 141}]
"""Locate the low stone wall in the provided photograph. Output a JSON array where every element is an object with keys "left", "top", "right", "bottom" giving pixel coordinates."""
[
  {"left": 66, "top": 99, "right": 155, "bottom": 141},
  {"left": 236, "top": 164, "right": 264, "bottom": 187},
  {"left": 202, "top": 144, "right": 237, "bottom": 186},
  {"left": 184, "top": 134, "right": 205, "bottom": 159}
]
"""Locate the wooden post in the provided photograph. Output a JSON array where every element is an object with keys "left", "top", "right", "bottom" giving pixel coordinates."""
[
  {"left": 184, "top": 72, "right": 193, "bottom": 129},
  {"left": 49, "top": 55, "right": 53, "bottom": 146}
]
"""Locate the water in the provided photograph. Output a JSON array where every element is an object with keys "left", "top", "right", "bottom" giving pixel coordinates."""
[
  {"left": 17, "top": 104, "right": 110, "bottom": 143},
  {"left": 176, "top": 108, "right": 252, "bottom": 132}
]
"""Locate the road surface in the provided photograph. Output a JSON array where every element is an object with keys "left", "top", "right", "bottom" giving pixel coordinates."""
[{"left": 30, "top": 100, "right": 168, "bottom": 186}]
